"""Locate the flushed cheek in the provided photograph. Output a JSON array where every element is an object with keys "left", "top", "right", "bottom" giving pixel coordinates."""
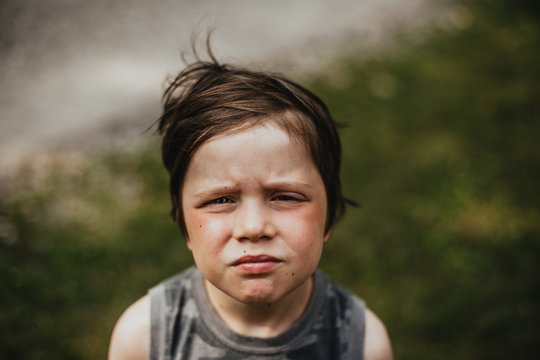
[
  {"left": 185, "top": 212, "right": 231, "bottom": 252},
  {"left": 281, "top": 211, "right": 325, "bottom": 255},
  {"left": 278, "top": 208, "right": 326, "bottom": 239}
]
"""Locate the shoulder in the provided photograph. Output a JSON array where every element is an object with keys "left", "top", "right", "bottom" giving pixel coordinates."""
[
  {"left": 305, "top": 271, "right": 393, "bottom": 359},
  {"left": 108, "top": 295, "right": 150, "bottom": 360},
  {"left": 364, "top": 307, "right": 393, "bottom": 360}
]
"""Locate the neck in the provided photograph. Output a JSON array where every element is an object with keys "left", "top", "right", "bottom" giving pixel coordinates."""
[{"left": 204, "top": 276, "right": 313, "bottom": 338}]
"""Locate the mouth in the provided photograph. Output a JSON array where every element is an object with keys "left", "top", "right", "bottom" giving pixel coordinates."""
[{"left": 231, "top": 255, "right": 282, "bottom": 274}]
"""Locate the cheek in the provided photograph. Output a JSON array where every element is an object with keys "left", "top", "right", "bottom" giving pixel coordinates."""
[
  {"left": 185, "top": 212, "right": 231, "bottom": 251},
  {"left": 301, "top": 201, "right": 327, "bottom": 232},
  {"left": 279, "top": 205, "right": 327, "bottom": 245}
]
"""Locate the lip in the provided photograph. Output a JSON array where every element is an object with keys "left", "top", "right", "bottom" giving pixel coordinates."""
[{"left": 231, "top": 255, "right": 282, "bottom": 274}]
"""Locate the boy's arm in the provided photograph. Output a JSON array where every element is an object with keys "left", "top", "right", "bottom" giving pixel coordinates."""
[
  {"left": 364, "top": 308, "right": 394, "bottom": 360},
  {"left": 108, "top": 295, "right": 150, "bottom": 360}
]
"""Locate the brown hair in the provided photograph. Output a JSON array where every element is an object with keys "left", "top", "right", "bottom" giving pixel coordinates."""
[{"left": 157, "top": 57, "right": 353, "bottom": 237}]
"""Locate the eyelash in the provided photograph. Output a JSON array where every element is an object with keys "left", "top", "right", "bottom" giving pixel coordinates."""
[
  {"left": 272, "top": 194, "right": 300, "bottom": 202},
  {"left": 203, "top": 193, "right": 303, "bottom": 206},
  {"left": 208, "top": 197, "right": 234, "bottom": 205}
]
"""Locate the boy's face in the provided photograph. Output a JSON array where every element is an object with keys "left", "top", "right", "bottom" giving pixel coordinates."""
[{"left": 181, "top": 122, "right": 329, "bottom": 306}]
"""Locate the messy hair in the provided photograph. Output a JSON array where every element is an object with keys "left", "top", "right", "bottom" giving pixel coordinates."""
[{"left": 157, "top": 53, "right": 353, "bottom": 238}]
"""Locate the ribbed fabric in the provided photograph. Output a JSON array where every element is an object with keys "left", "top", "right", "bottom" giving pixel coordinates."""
[{"left": 149, "top": 267, "right": 365, "bottom": 360}]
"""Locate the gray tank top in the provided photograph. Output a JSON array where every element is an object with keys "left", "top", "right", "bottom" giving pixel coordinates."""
[{"left": 149, "top": 267, "right": 365, "bottom": 360}]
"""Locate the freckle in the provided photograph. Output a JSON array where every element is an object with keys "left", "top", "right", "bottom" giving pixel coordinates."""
[
  {"left": 199, "top": 224, "right": 202, "bottom": 228},
  {"left": 243, "top": 250, "right": 246, "bottom": 254}
]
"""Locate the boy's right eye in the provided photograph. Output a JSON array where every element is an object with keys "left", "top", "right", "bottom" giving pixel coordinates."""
[{"left": 207, "top": 197, "right": 233, "bottom": 205}]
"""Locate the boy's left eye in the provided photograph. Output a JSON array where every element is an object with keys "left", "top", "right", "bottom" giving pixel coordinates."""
[{"left": 272, "top": 194, "right": 302, "bottom": 202}]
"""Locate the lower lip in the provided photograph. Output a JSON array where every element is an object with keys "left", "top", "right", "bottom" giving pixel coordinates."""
[{"left": 233, "top": 261, "right": 281, "bottom": 274}]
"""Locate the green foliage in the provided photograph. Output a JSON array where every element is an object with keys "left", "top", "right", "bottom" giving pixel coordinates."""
[
  {"left": 314, "top": 2, "right": 540, "bottom": 358},
  {"left": 0, "top": 144, "right": 194, "bottom": 359},
  {"left": 1, "top": 1, "right": 538, "bottom": 358}
]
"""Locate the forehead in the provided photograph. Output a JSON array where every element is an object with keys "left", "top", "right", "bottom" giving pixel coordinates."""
[
  {"left": 183, "top": 123, "right": 320, "bottom": 188},
  {"left": 208, "top": 121, "right": 296, "bottom": 148},
  {"left": 214, "top": 111, "right": 316, "bottom": 150}
]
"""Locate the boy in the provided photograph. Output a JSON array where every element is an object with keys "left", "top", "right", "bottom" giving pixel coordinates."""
[{"left": 108, "top": 56, "right": 393, "bottom": 360}]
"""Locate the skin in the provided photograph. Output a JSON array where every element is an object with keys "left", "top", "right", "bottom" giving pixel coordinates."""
[
  {"left": 108, "top": 122, "right": 393, "bottom": 360},
  {"left": 181, "top": 123, "right": 329, "bottom": 336}
]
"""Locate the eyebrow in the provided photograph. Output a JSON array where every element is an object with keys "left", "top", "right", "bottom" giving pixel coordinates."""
[
  {"left": 190, "top": 185, "right": 237, "bottom": 200},
  {"left": 264, "top": 181, "right": 314, "bottom": 191},
  {"left": 190, "top": 181, "right": 315, "bottom": 199}
]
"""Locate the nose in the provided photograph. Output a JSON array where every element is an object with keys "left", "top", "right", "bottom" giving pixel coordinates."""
[{"left": 232, "top": 199, "right": 276, "bottom": 241}]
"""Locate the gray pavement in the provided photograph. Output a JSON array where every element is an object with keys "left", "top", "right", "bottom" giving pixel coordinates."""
[{"left": 0, "top": 0, "right": 442, "bottom": 174}]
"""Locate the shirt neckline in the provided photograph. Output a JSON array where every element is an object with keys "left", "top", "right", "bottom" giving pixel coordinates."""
[{"left": 191, "top": 268, "right": 325, "bottom": 354}]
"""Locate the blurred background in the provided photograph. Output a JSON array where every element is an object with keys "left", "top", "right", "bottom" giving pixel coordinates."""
[{"left": 1, "top": 0, "right": 539, "bottom": 359}]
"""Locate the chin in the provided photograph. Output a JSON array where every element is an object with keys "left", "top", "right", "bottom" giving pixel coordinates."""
[
  {"left": 234, "top": 281, "right": 283, "bottom": 305},
  {"left": 238, "top": 293, "right": 280, "bottom": 306}
]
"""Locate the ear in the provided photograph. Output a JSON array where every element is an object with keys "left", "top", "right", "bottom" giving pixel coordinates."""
[{"left": 323, "top": 228, "right": 332, "bottom": 244}]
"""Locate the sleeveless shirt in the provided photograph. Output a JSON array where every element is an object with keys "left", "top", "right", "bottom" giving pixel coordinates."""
[{"left": 149, "top": 267, "right": 365, "bottom": 360}]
